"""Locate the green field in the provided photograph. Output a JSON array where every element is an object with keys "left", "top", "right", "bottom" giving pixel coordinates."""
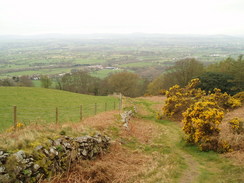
[
  {"left": 0, "top": 87, "right": 119, "bottom": 131},
  {"left": 32, "top": 80, "right": 41, "bottom": 87},
  {"left": 119, "top": 62, "right": 156, "bottom": 68},
  {"left": 91, "top": 69, "right": 122, "bottom": 78}
]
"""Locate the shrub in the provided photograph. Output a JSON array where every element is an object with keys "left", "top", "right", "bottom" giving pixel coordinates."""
[
  {"left": 163, "top": 78, "right": 205, "bottom": 120},
  {"left": 206, "top": 88, "right": 241, "bottom": 110},
  {"left": 233, "top": 91, "right": 244, "bottom": 104},
  {"left": 182, "top": 101, "right": 232, "bottom": 152},
  {"left": 162, "top": 79, "right": 242, "bottom": 153},
  {"left": 182, "top": 101, "right": 223, "bottom": 142},
  {"left": 159, "top": 89, "right": 167, "bottom": 95}
]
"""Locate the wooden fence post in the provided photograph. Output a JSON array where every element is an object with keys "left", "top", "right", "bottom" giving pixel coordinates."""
[
  {"left": 56, "top": 107, "right": 59, "bottom": 124},
  {"left": 13, "top": 106, "right": 17, "bottom": 130},
  {"left": 105, "top": 102, "right": 107, "bottom": 112},
  {"left": 119, "top": 93, "right": 122, "bottom": 111},
  {"left": 80, "top": 105, "right": 83, "bottom": 121},
  {"left": 94, "top": 103, "right": 97, "bottom": 115}
]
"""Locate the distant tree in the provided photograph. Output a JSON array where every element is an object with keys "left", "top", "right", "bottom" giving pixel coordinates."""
[
  {"left": 61, "top": 71, "right": 102, "bottom": 95},
  {"left": 146, "top": 75, "right": 165, "bottom": 95},
  {"left": 148, "top": 58, "right": 204, "bottom": 93},
  {"left": 40, "top": 75, "right": 52, "bottom": 88},
  {"left": 106, "top": 71, "right": 145, "bottom": 97},
  {"left": 197, "top": 72, "right": 235, "bottom": 95},
  {"left": 231, "top": 55, "right": 244, "bottom": 92},
  {"left": 18, "top": 75, "right": 33, "bottom": 87},
  {"left": 0, "top": 78, "right": 16, "bottom": 86},
  {"left": 55, "top": 78, "right": 63, "bottom": 90},
  {"left": 173, "top": 58, "right": 204, "bottom": 87},
  {"left": 206, "top": 55, "right": 244, "bottom": 92},
  {"left": 206, "top": 57, "right": 234, "bottom": 74}
]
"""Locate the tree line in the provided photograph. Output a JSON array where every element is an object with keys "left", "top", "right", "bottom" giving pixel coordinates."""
[
  {"left": 55, "top": 71, "right": 146, "bottom": 97},
  {"left": 147, "top": 55, "right": 244, "bottom": 95},
  {"left": 1, "top": 55, "right": 243, "bottom": 97}
]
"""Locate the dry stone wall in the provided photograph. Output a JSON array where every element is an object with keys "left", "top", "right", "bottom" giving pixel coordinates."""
[
  {"left": 120, "top": 107, "right": 136, "bottom": 128},
  {"left": 0, "top": 134, "right": 110, "bottom": 183}
]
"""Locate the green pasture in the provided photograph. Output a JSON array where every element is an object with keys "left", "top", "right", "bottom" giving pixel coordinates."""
[
  {"left": 119, "top": 62, "right": 156, "bottom": 68},
  {"left": 0, "top": 87, "right": 119, "bottom": 131},
  {"left": 91, "top": 69, "right": 122, "bottom": 78},
  {"left": 74, "top": 59, "right": 106, "bottom": 64},
  {"left": 0, "top": 68, "right": 72, "bottom": 78}
]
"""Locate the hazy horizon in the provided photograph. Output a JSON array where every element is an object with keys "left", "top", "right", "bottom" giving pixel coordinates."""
[
  {"left": 1, "top": 32, "right": 244, "bottom": 37},
  {"left": 1, "top": 0, "right": 244, "bottom": 36}
]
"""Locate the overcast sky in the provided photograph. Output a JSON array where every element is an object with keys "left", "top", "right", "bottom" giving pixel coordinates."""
[{"left": 0, "top": 0, "right": 244, "bottom": 35}]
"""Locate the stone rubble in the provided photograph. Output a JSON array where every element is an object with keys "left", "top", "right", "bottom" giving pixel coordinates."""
[
  {"left": 0, "top": 134, "right": 110, "bottom": 183},
  {"left": 120, "top": 106, "right": 136, "bottom": 129}
]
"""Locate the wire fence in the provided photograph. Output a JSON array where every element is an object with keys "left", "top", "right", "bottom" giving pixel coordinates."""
[{"left": 0, "top": 100, "right": 121, "bottom": 132}]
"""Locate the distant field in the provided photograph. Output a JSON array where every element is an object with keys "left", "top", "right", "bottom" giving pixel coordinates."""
[
  {"left": 74, "top": 59, "right": 106, "bottom": 64},
  {"left": 0, "top": 68, "right": 73, "bottom": 78},
  {"left": 1, "top": 35, "right": 244, "bottom": 79},
  {"left": 0, "top": 87, "right": 119, "bottom": 131},
  {"left": 32, "top": 80, "right": 41, "bottom": 87},
  {"left": 120, "top": 62, "right": 156, "bottom": 68},
  {"left": 91, "top": 69, "right": 122, "bottom": 78}
]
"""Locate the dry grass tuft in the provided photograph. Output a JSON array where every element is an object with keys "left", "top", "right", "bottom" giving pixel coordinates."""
[
  {"left": 135, "top": 104, "right": 152, "bottom": 116},
  {"left": 81, "top": 111, "right": 118, "bottom": 131},
  {"left": 223, "top": 150, "right": 244, "bottom": 165},
  {"left": 220, "top": 106, "right": 244, "bottom": 150},
  {"left": 44, "top": 143, "right": 152, "bottom": 183},
  {"left": 219, "top": 105, "right": 244, "bottom": 153},
  {"left": 222, "top": 105, "right": 244, "bottom": 122},
  {"left": 219, "top": 122, "right": 244, "bottom": 150},
  {"left": 138, "top": 96, "right": 166, "bottom": 103},
  {"left": 120, "top": 118, "right": 159, "bottom": 144},
  {"left": 0, "top": 111, "right": 119, "bottom": 150},
  {"left": 0, "top": 124, "right": 62, "bottom": 150}
]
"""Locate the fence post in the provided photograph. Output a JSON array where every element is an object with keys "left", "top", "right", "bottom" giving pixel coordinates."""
[
  {"left": 119, "top": 93, "right": 122, "bottom": 111},
  {"left": 80, "top": 105, "right": 83, "bottom": 121},
  {"left": 114, "top": 101, "right": 116, "bottom": 110},
  {"left": 13, "top": 106, "right": 17, "bottom": 130},
  {"left": 56, "top": 107, "right": 59, "bottom": 124},
  {"left": 94, "top": 103, "right": 97, "bottom": 115}
]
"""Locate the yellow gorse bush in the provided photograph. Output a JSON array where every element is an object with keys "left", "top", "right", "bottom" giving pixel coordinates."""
[
  {"left": 162, "top": 78, "right": 242, "bottom": 152},
  {"left": 206, "top": 88, "right": 241, "bottom": 109},
  {"left": 182, "top": 101, "right": 226, "bottom": 151},
  {"left": 233, "top": 91, "right": 244, "bottom": 104},
  {"left": 163, "top": 78, "right": 205, "bottom": 119}
]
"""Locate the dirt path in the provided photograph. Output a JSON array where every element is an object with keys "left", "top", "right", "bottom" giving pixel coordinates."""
[
  {"left": 134, "top": 97, "right": 201, "bottom": 183},
  {"left": 178, "top": 152, "right": 200, "bottom": 183}
]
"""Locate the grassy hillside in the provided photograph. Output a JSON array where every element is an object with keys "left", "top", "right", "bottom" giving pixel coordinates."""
[
  {"left": 0, "top": 87, "right": 119, "bottom": 131},
  {"left": 0, "top": 96, "right": 243, "bottom": 182}
]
